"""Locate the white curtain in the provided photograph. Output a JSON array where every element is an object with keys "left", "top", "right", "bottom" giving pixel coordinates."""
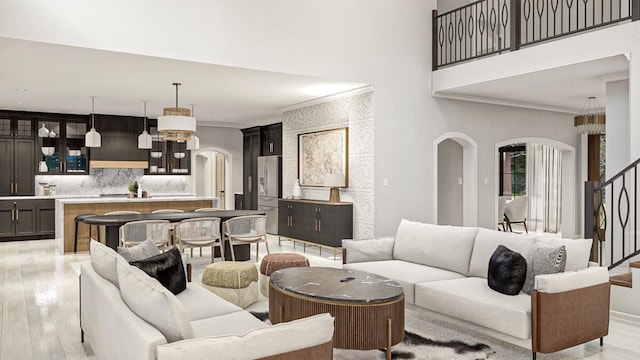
[{"left": 526, "top": 143, "right": 562, "bottom": 233}]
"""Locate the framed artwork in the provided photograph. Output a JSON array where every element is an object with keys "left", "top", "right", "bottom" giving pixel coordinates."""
[{"left": 298, "top": 127, "right": 348, "bottom": 187}]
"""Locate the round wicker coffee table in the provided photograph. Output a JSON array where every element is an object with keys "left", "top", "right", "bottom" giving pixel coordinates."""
[{"left": 269, "top": 267, "right": 404, "bottom": 360}]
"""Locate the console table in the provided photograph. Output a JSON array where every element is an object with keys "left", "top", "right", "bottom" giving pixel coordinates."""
[{"left": 277, "top": 199, "right": 352, "bottom": 260}]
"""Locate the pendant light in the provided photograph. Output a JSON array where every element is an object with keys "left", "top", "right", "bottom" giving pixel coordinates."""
[
  {"left": 157, "top": 83, "right": 196, "bottom": 141},
  {"left": 138, "top": 100, "right": 153, "bottom": 149},
  {"left": 574, "top": 96, "right": 606, "bottom": 135},
  {"left": 186, "top": 104, "right": 200, "bottom": 150},
  {"left": 85, "top": 96, "right": 101, "bottom": 147}
]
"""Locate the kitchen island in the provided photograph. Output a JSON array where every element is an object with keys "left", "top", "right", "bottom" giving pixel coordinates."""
[{"left": 56, "top": 196, "right": 219, "bottom": 253}]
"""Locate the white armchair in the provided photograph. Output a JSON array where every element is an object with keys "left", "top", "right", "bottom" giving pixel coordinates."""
[{"left": 504, "top": 195, "right": 528, "bottom": 233}]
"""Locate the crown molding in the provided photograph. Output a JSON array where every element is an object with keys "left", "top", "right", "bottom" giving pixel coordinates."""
[
  {"left": 600, "top": 72, "right": 629, "bottom": 83},
  {"left": 432, "top": 92, "right": 578, "bottom": 114},
  {"left": 280, "top": 84, "right": 374, "bottom": 112}
]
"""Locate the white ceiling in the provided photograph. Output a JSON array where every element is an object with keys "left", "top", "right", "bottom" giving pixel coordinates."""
[
  {"left": 434, "top": 55, "right": 629, "bottom": 113},
  {"left": 0, "top": 37, "right": 366, "bottom": 127}
]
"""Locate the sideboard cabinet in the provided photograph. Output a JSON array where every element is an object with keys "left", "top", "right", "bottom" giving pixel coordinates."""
[{"left": 278, "top": 199, "right": 352, "bottom": 259}]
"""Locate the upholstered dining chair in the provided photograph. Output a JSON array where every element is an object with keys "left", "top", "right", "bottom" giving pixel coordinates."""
[
  {"left": 174, "top": 217, "right": 223, "bottom": 261},
  {"left": 497, "top": 196, "right": 508, "bottom": 231},
  {"left": 223, "top": 215, "right": 269, "bottom": 262},
  {"left": 504, "top": 195, "right": 529, "bottom": 233},
  {"left": 119, "top": 219, "right": 171, "bottom": 250}
]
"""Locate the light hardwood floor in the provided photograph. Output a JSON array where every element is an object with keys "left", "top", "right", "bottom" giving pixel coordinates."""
[{"left": 1, "top": 238, "right": 638, "bottom": 360}]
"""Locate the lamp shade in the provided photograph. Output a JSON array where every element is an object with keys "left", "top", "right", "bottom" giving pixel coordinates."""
[
  {"left": 157, "top": 114, "right": 196, "bottom": 141},
  {"left": 324, "top": 173, "right": 345, "bottom": 187},
  {"left": 85, "top": 128, "right": 101, "bottom": 147},
  {"left": 138, "top": 130, "right": 152, "bottom": 149},
  {"left": 186, "top": 134, "right": 200, "bottom": 150}
]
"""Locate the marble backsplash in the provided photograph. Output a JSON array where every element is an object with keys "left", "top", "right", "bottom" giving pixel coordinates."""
[{"left": 35, "top": 168, "right": 189, "bottom": 196}]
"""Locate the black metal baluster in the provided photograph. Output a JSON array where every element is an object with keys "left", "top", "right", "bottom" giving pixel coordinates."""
[{"left": 611, "top": 182, "right": 614, "bottom": 265}]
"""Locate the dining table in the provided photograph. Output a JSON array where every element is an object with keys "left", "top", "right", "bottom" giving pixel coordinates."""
[{"left": 81, "top": 210, "right": 264, "bottom": 261}]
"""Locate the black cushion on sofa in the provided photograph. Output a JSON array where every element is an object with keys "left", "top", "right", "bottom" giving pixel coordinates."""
[
  {"left": 130, "top": 247, "right": 186, "bottom": 295},
  {"left": 487, "top": 245, "right": 527, "bottom": 295}
]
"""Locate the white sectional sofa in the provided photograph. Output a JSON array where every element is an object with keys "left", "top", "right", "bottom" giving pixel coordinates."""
[
  {"left": 342, "top": 220, "right": 611, "bottom": 358},
  {"left": 81, "top": 241, "right": 334, "bottom": 360}
]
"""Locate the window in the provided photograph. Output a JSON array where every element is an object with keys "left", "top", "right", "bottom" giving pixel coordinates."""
[{"left": 499, "top": 144, "right": 526, "bottom": 197}]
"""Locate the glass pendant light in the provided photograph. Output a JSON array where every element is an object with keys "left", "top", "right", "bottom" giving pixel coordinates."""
[
  {"left": 138, "top": 100, "right": 153, "bottom": 149},
  {"left": 85, "top": 96, "right": 101, "bottom": 147}
]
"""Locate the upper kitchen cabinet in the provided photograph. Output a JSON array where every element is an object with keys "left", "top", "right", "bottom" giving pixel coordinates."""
[
  {"left": 242, "top": 126, "right": 261, "bottom": 210},
  {"left": 0, "top": 115, "right": 34, "bottom": 196},
  {"left": 89, "top": 114, "right": 148, "bottom": 169},
  {"left": 35, "top": 115, "right": 88, "bottom": 174},
  {"left": 261, "top": 123, "right": 282, "bottom": 156},
  {"left": 145, "top": 120, "right": 191, "bottom": 175}
]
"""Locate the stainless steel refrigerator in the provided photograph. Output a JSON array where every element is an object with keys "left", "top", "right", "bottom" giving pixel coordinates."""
[{"left": 257, "top": 155, "right": 282, "bottom": 234}]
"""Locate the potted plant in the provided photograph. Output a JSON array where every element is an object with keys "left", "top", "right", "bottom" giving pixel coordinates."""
[{"left": 128, "top": 181, "right": 138, "bottom": 198}]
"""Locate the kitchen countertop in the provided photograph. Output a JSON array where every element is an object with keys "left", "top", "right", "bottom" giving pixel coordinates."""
[
  {"left": 0, "top": 193, "right": 199, "bottom": 201},
  {"left": 56, "top": 195, "right": 211, "bottom": 204}
]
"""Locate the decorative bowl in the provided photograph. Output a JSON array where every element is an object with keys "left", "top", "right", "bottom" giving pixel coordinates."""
[
  {"left": 150, "top": 151, "right": 163, "bottom": 158},
  {"left": 42, "top": 147, "right": 55, "bottom": 156},
  {"left": 173, "top": 152, "right": 186, "bottom": 159}
]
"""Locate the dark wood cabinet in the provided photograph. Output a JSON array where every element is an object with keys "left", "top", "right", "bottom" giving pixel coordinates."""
[
  {"left": 0, "top": 116, "right": 35, "bottom": 196},
  {"left": 261, "top": 123, "right": 282, "bottom": 156},
  {"left": 278, "top": 199, "right": 353, "bottom": 257},
  {"left": 242, "top": 127, "right": 261, "bottom": 210},
  {"left": 145, "top": 119, "right": 191, "bottom": 175},
  {"left": 0, "top": 199, "right": 55, "bottom": 240},
  {"left": 36, "top": 116, "right": 89, "bottom": 174}
]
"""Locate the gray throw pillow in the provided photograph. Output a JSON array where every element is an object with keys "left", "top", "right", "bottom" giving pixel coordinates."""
[
  {"left": 118, "top": 238, "right": 160, "bottom": 262},
  {"left": 522, "top": 243, "right": 566, "bottom": 294}
]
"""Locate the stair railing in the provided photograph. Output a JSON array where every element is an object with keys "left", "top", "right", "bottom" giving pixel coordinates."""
[{"left": 586, "top": 157, "right": 640, "bottom": 269}]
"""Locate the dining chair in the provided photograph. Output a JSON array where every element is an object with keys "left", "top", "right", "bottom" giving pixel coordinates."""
[
  {"left": 152, "top": 209, "right": 185, "bottom": 213},
  {"left": 497, "top": 196, "right": 508, "bottom": 231},
  {"left": 194, "top": 208, "right": 222, "bottom": 212},
  {"left": 504, "top": 196, "right": 529, "bottom": 233},
  {"left": 223, "top": 215, "right": 269, "bottom": 262},
  {"left": 98, "top": 210, "right": 141, "bottom": 242},
  {"left": 174, "top": 217, "right": 223, "bottom": 261},
  {"left": 119, "top": 219, "right": 171, "bottom": 250}
]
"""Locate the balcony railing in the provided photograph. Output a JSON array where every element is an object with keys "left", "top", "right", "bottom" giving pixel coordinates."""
[{"left": 433, "top": 0, "right": 639, "bottom": 70}]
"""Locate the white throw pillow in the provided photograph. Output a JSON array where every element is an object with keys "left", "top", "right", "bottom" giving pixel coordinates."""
[
  {"left": 116, "top": 260, "right": 194, "bottom": 342},
  {"left": 342, "top": 237, "right": 394, "bottom": 263},
  {"left": 534, "top": 266, "right": 609, "bottom": 293},
  {"left": 535, "top": 237, "right": 592, "bottom": 271},
  {"left": 117, "top": 238, "right": 160, "bottom": 262},
  {"left": 393, "top": 219, "right": 478, "bottom": 275},
  {"left": 90, "top": 239, "right": 126, "bottom": 287}
]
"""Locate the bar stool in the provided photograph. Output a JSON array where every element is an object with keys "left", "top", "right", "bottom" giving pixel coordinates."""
[{"left": 74, "top": 214, "right": 96, "bottom": 253}]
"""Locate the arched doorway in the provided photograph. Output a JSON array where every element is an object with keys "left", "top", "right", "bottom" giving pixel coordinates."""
[
  {"left": 190, "top": 147, "right": 233, "bottom": 210},
  {"left": 433, "top": 132, "right": 478, "bottom": 226}
]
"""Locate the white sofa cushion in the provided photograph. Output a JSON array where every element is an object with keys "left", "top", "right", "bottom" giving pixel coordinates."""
[
  {"left": 90, "top": 239, "right": 125, "bottom": 287},
  {"left": 343, "top": 260, "right": 465, "bottom": 304},
  {"left": 415, "top": 277, "right": 532, "bottom": 340},
  {"left": 534, "top": 266, "right": 609, "bottom": 293},
  {"left": 176, "top": 283, "right": 243, "bottom": 321},
  {"left": 117, "top": 260, "right": 194, "bottom": 342},
  {"left": 191, "top": 311, "right": 269, "bottom": 337},
  {"left": 393, "top": 220, "right": 478, "bottom": 274},
  {"left": 468, "top": 228, "right": 536, "bottom": 278},
  {"left": 535, "top": 237, "right": 593, "bottom": 271},
  {"left": 342, "top": 237, "right": 395, "bottom": 263},
  {"left": 156, "top": 313, "right": 334, "bottom": 360}
]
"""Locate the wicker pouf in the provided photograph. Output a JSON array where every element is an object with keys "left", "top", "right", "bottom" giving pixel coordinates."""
[
  {"left": 259, "top": 253, "right": 310, "bottom": 296},
  {"left": 202, "top": 261, "right": 259, "bottom": 308}
]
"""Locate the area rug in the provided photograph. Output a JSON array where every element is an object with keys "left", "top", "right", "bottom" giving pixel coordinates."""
[{"left": 245, "top": 300, "right": 579, "bottom": 360}]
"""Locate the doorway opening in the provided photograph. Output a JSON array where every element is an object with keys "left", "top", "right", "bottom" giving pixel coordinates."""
[{"left": 191, "top": 148, "right": 233, "bottom": 210}]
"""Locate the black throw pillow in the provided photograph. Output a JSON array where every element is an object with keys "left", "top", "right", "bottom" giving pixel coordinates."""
[
  {"left": 130, "top": 247, "right": 187, "bottom": 295},
  {"left": 487, "top": 245, "right": 527, "bottom": 295}
]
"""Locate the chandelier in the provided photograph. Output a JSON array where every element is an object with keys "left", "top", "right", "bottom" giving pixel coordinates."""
[
  {"left": 574, "top": 96, "right": 605, "bottom": 135},
  {"left": 157, "top": 83, "right": 196, "bottom": 141}
]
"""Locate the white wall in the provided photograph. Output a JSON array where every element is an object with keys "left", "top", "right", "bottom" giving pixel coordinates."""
[
  {"left": 606, "top": 79, "right": 630, "bottom": 177},
  {"left": 0, "top": 0, "right": 586, "bottom": 235},
  {"left": 195, "top": 126, "right": 243, "bottom": 198}
]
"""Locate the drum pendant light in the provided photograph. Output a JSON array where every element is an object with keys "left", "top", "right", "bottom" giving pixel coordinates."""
[
  {"left": 157, "top": 83, "right": 196, "bottom": 142},
  {"left": 138, "top": 100, "right": 153, "bottom": 149},
  {"left": 85, "top": 96, "right": 101, "bottom": 148}
]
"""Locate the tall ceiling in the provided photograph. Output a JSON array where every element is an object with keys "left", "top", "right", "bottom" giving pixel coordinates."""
[{"left": 0, "top": 37, "right": 366, "bottom": 128}]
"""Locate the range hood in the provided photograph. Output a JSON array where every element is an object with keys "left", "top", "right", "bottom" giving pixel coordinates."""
[{"left": 89, "top": 114, "right": 149, "bottom": 169}]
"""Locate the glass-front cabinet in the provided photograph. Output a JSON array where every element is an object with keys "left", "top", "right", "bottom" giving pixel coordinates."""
[
  {"left": 36, "top": 117, "right": 88, "bottom": 174},
  {"left": 146, "top": 121, "right": 190, "bottom": 175}
]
